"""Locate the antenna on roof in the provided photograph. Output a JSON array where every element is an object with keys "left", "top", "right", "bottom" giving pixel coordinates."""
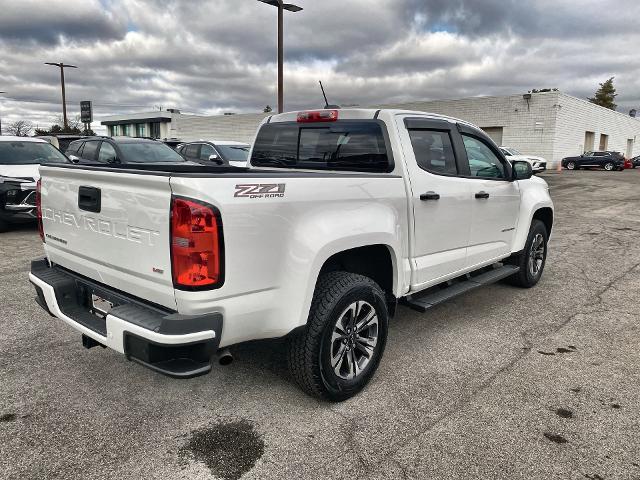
[{"left": 319, "top": 81, "right": 340, "bottom": 109}]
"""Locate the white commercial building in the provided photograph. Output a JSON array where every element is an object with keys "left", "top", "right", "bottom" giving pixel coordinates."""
[{"left": 102, "top": 92, "right": 640, "bottom": 167}]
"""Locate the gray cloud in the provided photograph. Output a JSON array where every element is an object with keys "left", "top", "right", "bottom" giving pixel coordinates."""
[{"left": 0, "top": 0, "right": 639, "bottom": 132}]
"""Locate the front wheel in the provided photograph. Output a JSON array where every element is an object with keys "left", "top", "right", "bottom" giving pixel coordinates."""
[
  {"left": 566, "top": 161, "right": 576, "bottom": 170},
  {"left": 505, "top": 220, "right": 548, "bottom": 288},
  {"left": 286, "top": 271, "right": 389, "bottom": 401}
]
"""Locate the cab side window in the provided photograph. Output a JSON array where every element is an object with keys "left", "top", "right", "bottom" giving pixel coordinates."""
[
  {"left": 200, "top": 144, "right": 215, "bottom": 161},
  {"left": 98, "top": 142, "right": 117, "bottom": 163},
  {"left": 462, "top": 135, "right": 506, "bottom": 179},
  {"left": 408, "top": 130, "right": 457, "bottom": 175}
]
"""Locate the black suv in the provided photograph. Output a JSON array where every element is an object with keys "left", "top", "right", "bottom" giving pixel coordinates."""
[
  {"left": 65, "top": 137, "right": 187, "bottom": 165},
  {"left": 177, "top": 141, "right": 250, "bottom": 167},
  {"left": 561, "top": 151, "right": 625, "bottom": 171}
]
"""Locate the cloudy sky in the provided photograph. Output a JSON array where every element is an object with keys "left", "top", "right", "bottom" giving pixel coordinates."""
[{"left": 1, "top": 0, "right": 639, "bottom": 133}]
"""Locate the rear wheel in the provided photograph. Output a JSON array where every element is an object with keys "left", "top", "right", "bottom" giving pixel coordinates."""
[
  {"left": 604, "top": 162, "right": 614, "bottom": 171},
  {"left": 505, "top": 220, "right": 548, "bottom": 288},
  {"left": 287, "top": 271, "right": 388, "bottom": 401}
]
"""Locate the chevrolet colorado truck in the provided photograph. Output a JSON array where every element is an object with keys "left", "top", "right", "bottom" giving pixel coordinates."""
[{"left": 30, "top": 109, "right": 553, "bottom": 401}]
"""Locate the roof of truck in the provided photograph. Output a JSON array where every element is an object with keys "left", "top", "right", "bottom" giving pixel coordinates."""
[
  {"left": 0, "top": 136, "right": 48, "bottom": 143},
  {"left": 267, "top": 108, "right": 473, "bottom": 128}
]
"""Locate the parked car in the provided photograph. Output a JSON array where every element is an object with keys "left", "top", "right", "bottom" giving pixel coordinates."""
[
  {"left": 0, "top": 136, "right": 69, "bottom": 232},
  {"left": 561, "top": 151, "right": 625, "bottom": 171},
  {"left": 31, "top": 109, "right": 553, "bottom": 400},
  {"left": 499, "top": 147, "right": 547, "bottom": 172},
  {"left": 177, "top": 140, "right": 250, "bottom": 167},
  {"left": 631, "top": 155, "right": 640, "bottom": 169},
  {"left": 65, "top": 137, "right": 188, "bottom": 165}
]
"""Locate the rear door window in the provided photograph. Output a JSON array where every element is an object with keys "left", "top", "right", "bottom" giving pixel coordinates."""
[
  {"left": 184, "top": 144, "right": 199, "bottom": 160},
  {"left": 82, "top": 141, "right": 99, "bottom": 161},
  {"left": 251, "top": 121, "right": 392, "bottom": 172},
  {"left": 408, "top": 130, "right": 457, "bottom": 175}
]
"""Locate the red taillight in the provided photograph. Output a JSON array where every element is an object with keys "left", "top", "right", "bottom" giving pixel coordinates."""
[
  {"left": 36, "top": 179, "right": 44, "bottom": 243},
  {"left": 297, "top": 110, "right": 339, "bottom": 123},
  {"left": 170, "top": 197, "right": 224, "bottom": 290}
]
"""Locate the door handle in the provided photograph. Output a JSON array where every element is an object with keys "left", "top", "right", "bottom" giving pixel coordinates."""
[
  {"left": 475, "top": 191, "right": 490, "bottom": 199},
  {"left": 78, "top": 186, "right": 101, "bottom": 213},
  {"left": 420, "top": 191, "right": 440, "bottom": 201}
]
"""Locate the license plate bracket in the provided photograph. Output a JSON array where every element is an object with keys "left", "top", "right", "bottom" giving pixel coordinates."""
[{"left": 91, "top": 293, "right": 113, "bottom": 318}]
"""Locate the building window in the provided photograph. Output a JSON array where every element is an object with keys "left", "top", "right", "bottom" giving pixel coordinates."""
[
  {"left": 109, "top": 125, "right": 117, "bottom": 136},
  {"left": 150, "top": 122, "right": 161, "bottom": 139},
  {"left": 121, "top": 124, "right": 131, "bottom": 136},
  {"left": 135, "top": 123, "right": 145, "bottom": 137}
]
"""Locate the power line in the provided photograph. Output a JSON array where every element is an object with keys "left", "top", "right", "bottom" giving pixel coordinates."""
[{"left": 0, "top": 96, "right": 160, "bottom": 109}]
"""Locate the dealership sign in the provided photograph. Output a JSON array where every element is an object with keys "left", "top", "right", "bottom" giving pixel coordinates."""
[{"left": 80, "top": 101, "right": 93, "bottom": 123}]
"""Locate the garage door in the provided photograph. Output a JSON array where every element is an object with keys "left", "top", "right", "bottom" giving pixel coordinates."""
[{"left": 481, "top": 127, "right": 504, "bottom": 147}]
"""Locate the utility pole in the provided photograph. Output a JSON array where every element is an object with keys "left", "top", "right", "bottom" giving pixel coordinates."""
[
  {"left": 45, "top": 62, "right": 78, "bottom": 130},
  {"left": 257, "top": 0, "right": 302, "bottom": 113},
  {"left": 0, "top": 91, "right": 5, "bottom": 135}
]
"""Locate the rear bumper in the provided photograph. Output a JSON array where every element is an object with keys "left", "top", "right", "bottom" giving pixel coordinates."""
[{"left": 29, "top": 259, "right": 222, "bottom": 378}]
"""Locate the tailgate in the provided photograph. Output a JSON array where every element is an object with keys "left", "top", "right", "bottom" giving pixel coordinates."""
[{"left": 40, "top": 165, "right": 175, "bottom": 309}]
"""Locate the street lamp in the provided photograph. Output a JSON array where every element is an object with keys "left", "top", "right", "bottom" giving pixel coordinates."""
[
  {"left": 45, "top": 62, "right": 78, "bottom": 130},
  {"left": 257, "top": 0, "right": 302, "bottom": 113},
  {"left": 0, "top": 91, "right": 5, "bottom": 135}
]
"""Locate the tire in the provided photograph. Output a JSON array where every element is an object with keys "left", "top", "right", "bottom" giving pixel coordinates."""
[
  {"left": 0, "top": 219, "right": 8, "bottom": 233},
  {"left": 505, "top": 219, "right": 548, "bottom": 288},
  {"left": 565, "top": 161, "right": 576, "bottom": 170},
  {"left": 604, "top": 162, "right": 614, "bottom": 171},
  {"left": 286, "top": 271, "right": 389, "bottom": 401}
]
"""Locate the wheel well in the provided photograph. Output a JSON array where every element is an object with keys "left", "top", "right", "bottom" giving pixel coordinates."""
[
  {"left": 319, "top": 245, "right": 396, "bottom": 314},
  {"left": 533, "top": 207, "right": 553, "bottom": 235}
]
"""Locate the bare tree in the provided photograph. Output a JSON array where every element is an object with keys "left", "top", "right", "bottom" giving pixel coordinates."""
[
  {"left": 52, "top": 114, "right": 82, "bottom": 131},
  {"left": 6, "top": 120, "right": 34, "bottom": 137}
]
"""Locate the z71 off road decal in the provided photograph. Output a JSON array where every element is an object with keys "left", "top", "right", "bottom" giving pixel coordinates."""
[{"left": 234, "top": 183, "right": 286, "bottom": 199}]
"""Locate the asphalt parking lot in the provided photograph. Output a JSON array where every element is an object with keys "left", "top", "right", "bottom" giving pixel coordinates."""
[{"left": 1, "top": 169, "right": 639, "bottom": 480}]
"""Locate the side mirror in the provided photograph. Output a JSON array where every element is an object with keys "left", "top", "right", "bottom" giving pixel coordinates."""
[
  {"left": 209, "top": 154, "right": 223, "bottom": 165},
  {"left": 68, "top": 155, "right": 79, "bottom": 163},
  {"left": 512, "top": 160, "right": 533, "bottom": 180}
]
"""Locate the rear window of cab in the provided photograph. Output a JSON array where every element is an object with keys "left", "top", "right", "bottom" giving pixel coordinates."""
[{"left": 250, "top": 120, "right": 393, "bottom": 173}]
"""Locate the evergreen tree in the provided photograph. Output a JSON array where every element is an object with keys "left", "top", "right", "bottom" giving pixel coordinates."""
[{"left": 588, "top": 77, "right": 617, "bottom": 110}]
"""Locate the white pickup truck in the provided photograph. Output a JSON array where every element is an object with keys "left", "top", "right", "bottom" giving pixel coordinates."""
[{"left": 30, "top": 109, "right": 553, "bottom": 401}]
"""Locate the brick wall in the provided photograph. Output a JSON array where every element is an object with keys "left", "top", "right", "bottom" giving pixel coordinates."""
[
  {"left": 171, "top": 112, "right": 270, "bottom": 143},
  {"left": 376, "top": 93, "right": 560, "bottom": 167},
  {"left": 552, "top": 93, "right": 640, "bottom": 163}
]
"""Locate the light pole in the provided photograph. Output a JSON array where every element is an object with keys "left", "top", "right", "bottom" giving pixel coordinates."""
[
  {"left": 45, "top": 62, "right": 78, "bottom": 130},
  {"left": 0, "top": 91, "right": 5, "bottom": 135},
  {"left": 257, "top": 0, "right": 302, "bottom": 113}
]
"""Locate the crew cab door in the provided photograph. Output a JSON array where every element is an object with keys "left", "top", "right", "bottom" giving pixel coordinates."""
[
  {"left": 457, "top": 126, "right": 520, "bottom": 268},
  {"left": 398, "top": 117, "right": 473, "bottom": 288}
]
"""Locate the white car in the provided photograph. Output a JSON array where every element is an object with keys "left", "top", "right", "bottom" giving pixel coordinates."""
[
  {"left": 0, "top": 136, "right": 68, "bottom": 231},
  {"left": 500, "top": 147, "right": 547, "bottom": 172},
  {"left": 30, "top": 109, "right": 553, "bottom": 400}
]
